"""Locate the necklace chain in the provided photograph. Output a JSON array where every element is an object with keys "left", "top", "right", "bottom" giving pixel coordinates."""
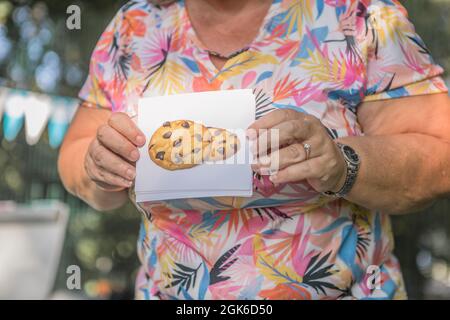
[{"left": 205, "top": 47, "right": 250, "bottom": 60}]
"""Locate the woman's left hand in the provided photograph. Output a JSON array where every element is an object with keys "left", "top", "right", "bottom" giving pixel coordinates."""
[{"left": 248, "top": 109, "right": 347, "bottom": 193}]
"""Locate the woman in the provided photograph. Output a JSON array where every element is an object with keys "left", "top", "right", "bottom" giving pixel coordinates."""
[{"left": 59, "top": 0, "right": 450, "bottom": 299}]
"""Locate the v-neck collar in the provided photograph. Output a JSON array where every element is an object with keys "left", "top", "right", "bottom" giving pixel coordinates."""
[{"left": 178, "top": 0, "right": 280, "bottom": 81}]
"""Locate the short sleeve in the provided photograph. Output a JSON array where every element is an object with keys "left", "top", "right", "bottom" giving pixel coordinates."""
[
  {"left": 362, "top": 0, "right": 448, "bottom": 103},
  {"left": 78, "top": 9, "right": 124, "bottom": 110}
]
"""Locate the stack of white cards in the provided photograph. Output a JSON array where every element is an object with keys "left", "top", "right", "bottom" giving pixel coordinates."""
[{"left": 135, "top": 90, "right": 256, "bottom": 203}]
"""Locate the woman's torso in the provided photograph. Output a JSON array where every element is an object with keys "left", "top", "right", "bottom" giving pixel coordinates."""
[{"left": 93, "top": 0, "right": 407, "bottom": 299}]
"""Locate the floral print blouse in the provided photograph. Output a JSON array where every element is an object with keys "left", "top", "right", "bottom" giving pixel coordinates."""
[{"left": 79, "top": 0, "right": 448, "bottom": 300}]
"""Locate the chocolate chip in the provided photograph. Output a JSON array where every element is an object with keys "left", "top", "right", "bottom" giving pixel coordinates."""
[
  {"left": 192, "top": 148, "right": 201, "bottom": 154},
  {"left": 173, "top": 138, "right": 182, "bottom": 147},
  {"left": 182, "top": 121, "right": 190, "bottom": 129},
  {"left": 156, "top": 151, "right": 165, "bottom": 161},
  {"left": 233, "top": 144, "right": 239, "bottom": 153},
  {"left": 163, "top": 121, "right": 171, "bottom": 127},
  {"left": 163, "top": 132, "right": 172, "bottom": 139}
]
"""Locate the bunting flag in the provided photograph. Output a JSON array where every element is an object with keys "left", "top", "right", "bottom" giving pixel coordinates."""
[
  {"left": 0, "top": 87, "right": 79, "bottom": 148},
  {"left": 48, "top": 97, "right": 79, "bottom": 149},
  {"left": 24, "top": 94, "right": 52, "bottom": 146},
  {"left": 0, "top": 88, "right": 6, "bottom": 122},
  {"left": 3, "top": 90, "right": 25, "bottom": 142}
]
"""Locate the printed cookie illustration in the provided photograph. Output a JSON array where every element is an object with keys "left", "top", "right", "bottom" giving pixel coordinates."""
[
  {"left": 149, "top": 120, "right": 241, "bottom": 171},
  {"left": 205, "top": 127, "right": 241, "bottom": 162},
  {"left": 148, "top": 120, "right": 211, "bottom": 171}
]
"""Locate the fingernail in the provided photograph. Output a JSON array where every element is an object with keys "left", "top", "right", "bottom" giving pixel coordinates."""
[
  {"left": 259, "top": 155, "right": 271, "bottom": 166},
  {"left": 127, "top": 169, "right": 136, "bottom": 180},
  {"left": 136, "top": 135, "right": 146, "bottom": 146},
  {"left": 269, "top": 174, "right": 278, "bottom": 183},
  {"left": 269, "top": 168, "right": 278, "bottom": 176},
  {"left": 246, "top": 129, "right": 257, "bottom": 141},
  {"left": 131, "top": 150, "right": 140, "bottom": 161}
]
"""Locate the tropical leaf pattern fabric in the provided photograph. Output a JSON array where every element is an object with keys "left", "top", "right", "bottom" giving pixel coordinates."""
[{"left": 80, "top": 0, "right": 448, "bottom": 300}]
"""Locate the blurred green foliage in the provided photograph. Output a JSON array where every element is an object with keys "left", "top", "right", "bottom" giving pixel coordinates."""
[
  {"left": 0, "top": 0, "right": 138, "bottom": 300},
  {"left": 0, "top": 0, "right": 449, "bottom": 299}
]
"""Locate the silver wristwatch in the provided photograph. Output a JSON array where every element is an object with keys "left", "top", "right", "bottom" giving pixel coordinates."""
[{"left": 324, "top": 143, "right": 361, "bottom": 198}]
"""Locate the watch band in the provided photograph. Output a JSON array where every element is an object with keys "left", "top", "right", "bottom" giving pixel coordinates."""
[{"left": 324, "top": 143, "right": 360, "bottom": 198}]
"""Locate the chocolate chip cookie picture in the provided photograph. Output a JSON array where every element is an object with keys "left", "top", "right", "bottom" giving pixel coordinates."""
[
  {"left": 204, "top": 127, "right": 241, "bottom": 162},
  {"left": 148, "top": 120, "right": 241, "bottom": 171}
]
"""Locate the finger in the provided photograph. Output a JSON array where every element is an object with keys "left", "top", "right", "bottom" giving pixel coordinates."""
[
  {"left": 90, "top": 141, "right": 137, "bottom": 181},
  {"left": 108, "top": 112, "right": 146, "bottom": 147},
  {"left": 95, "top": 167, "right": 133, "bottom": 189},
  {"left": 254, "top": 119, "right": 316, "bottom": 156},
  {"left": 251, "top": 129, "right": 272, "bottom": 157},
  {"left": 269, "top": 158, "right": 325, "bottom": 185},
  {"left": 247, "top": 109, "right": 302, "bottom": 136},
  {"left": 85, "top": 152, "right": 132, "bottom": 188},
  {"left": 254, "top": 142, "right": 320, "bottom": 173},
  {"left": 97, "top": 125, "right": 140, "bottom": 162}
]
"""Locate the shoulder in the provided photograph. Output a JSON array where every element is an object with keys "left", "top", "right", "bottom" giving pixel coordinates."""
[
  {"left": 100, "top": 0, "right": 182, "bottom": 53},
  {"left": 358, "top": 0, "right": 409, "bottom": 17},
  {"left": 113, "top": 0, "right": 180, "bottom": 32}
]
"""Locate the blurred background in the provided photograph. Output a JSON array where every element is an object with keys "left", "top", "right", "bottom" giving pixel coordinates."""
[{"left": 0, "top": 0, "right": 449, "bottom": 300}]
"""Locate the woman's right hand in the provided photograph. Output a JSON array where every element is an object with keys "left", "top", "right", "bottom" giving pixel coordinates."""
[{"left": 85, "top": 112, "right": 146, "bottom": 192}]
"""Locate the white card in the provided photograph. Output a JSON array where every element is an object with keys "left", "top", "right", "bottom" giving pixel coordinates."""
[
  {"left": 135, "top": 90, "right": 256, "bottom": 203},
  {"left": 136, "top": 190, "right": 254, "bottom": 203}
]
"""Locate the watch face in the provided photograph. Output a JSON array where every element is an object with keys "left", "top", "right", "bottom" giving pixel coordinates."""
[{"left": 343, "top": 145, "right": 360, "bottom": 163}]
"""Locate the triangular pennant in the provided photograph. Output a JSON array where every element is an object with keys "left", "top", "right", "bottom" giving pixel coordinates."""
[
  {"left": 48, "top": 97, "right": 79, "bottom": 149},
  {"left": 24, "top": 93, "right": 52, "bottom": 145},
  {"left": 0, "top": 87, "right": 7, "bottom": 123},
  {"left": 3, "top": 90, "right": 26, "bottom": 142}
]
